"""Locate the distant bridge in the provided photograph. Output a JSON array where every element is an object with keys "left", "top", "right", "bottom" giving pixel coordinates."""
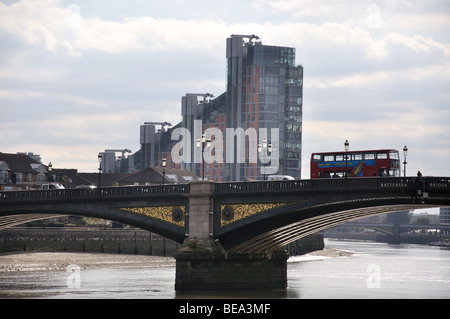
[{"left": 332, "top": 221, "right": 450, "bottom": 237}]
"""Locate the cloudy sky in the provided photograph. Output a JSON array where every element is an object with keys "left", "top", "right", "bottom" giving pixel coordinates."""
[{"left": 1, "top": 0, "right": 449, "bottom": 178}]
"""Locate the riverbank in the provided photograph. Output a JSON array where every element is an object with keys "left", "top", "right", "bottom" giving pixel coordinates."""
[
  {"left": 0, "top": 251, "right": 175, "bottom": 272},
  {"left": 288, "top": 246, "right": 354, "bottom": 263}
]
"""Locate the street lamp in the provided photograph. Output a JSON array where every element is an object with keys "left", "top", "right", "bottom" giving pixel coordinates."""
[
  {"left": 403, "top": 145, "right": 408, "bottom": 177},
  {"left": 196, "top": 134, "right": 211, "bottom": 180},
  {"left": 162, "top": 157, "right": 167, "bottom": 185},
  {"left": 258, "top": 140, "right": 272, "bottom": 181},
  {"left": 257, "top": 143, "right": 262, "bottom": 180},
  {"left": 262, "top": 139, "right": 267, "bottom": 181},
  {"left": 48, "top": 162, "right": 52, "bottom": 182},
  {"left": 97, "top": 154, "right": 102, "bottom": 188},
  {"left": 344, "top": 140, "right": 349, "bottom": 178},
  {"left": 267, "top": 143, "right": 272, "bottom": 180}
]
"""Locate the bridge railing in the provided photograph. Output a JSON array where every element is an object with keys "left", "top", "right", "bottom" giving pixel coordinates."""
[
  {"left": 214, "top": 177, "right": 450, "bottom": 194},
  {"left": 1, "top": 177, "right": 448, "bottom": 202},
  {"left": 0, "top": 184, "right": 190, "bottom": 202},
  {"left": 426, "top": 177, "right": 450, "bottom": 189}
]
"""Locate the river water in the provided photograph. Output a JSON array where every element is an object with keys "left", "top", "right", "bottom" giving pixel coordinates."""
[{"left": 0, "top": 239, "right": 448, "bottom": 299}]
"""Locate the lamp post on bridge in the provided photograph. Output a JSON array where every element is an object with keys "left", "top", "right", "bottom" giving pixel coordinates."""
[
  {"left": 403, "top": 145, "right": 408, "bottom": 177},
  {"left": 47, "top": 162, "right": 52, "bottom": 182},
  {"left": 97, "top": 153, "right": 102, "bottom": 188},
  {"left": 162, "top": 157, "right": 167, "bottom": 185},
  {"left": 258, "top": 140, "right": 272, "bottom": 181},
  {"left": 344, "top": 140, "right": 349, "bottom": 178},
  {"left": 196, "top": 133, "right": 211, "bottom": 180}
]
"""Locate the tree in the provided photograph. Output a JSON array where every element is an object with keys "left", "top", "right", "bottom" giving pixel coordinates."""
[
  {"left": 413, "top": 217, "right": 430, "bottom": 225},
  {"left": 384, "top": 211, "right": 411, "bottom": 224}
]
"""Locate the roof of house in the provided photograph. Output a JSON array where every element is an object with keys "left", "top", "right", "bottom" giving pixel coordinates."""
[
  {"left": 0, "top": 151, "right": 201, "bottom": 187},
  {"left": 0, "top": 152, "right": 44, "bottom": 173},
  {"left": 118, "top": 166, "right": 199, "bottom": 184},
  {"left": 74, "top": 173, "right": 131, "bottom": 187}
]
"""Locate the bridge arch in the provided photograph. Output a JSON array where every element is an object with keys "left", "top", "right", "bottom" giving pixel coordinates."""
[
  {"left": 0, "top": 213, "right": 68, "bottom": 230},
  {"left": 213, "top": 177, "right": 450, "bottom": 252},
  {"left": 217, "top": 200, "right": 446, "bottom": 252},
  {"left": 0, "top": 185, "right": 190, "bottom": 243},
  {"left": 0, "top": 206, "right": 187, "bottom": 243}
]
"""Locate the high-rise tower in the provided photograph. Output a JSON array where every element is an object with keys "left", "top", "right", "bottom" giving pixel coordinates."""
[
  {"left": 143, "top": 35, "right": 303, "bottom": 181},
  {"left": 221, "top": 34, "right": 303, "bottom": 180}
]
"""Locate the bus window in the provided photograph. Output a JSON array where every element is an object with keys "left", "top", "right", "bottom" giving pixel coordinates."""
[
  {"left": 312, "top": 154, "right": 322, "bottom": 162},
  {"left": 365, "top": 153, "right": 375, "bottom": 160},
  {"left": 353, "top": 153, "right": 363, "bottom": 160},
  {"left": 334, "top": 172, "right": 345, "bottom": 178},
  {"left": 389, "top": 168, "right": 400, "bottom": 177},
  {"left": 377, "top": 152, "right": 387, "bottom": 159},
  {"left": 389, "top": 151, "right": 399, "bottom": 160},
  {"left": 335, "top": 154, "right": 344, "bottom": 161},
  {"left": 324, "top": 155, "right": 335, "bottom": 161}
]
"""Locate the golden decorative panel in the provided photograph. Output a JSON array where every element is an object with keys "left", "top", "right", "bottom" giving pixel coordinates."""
[
  {"left": 220, "top": 203, "right": 288, "bottom": 227},
  {"left": 117, "top": 206, "right": 185, "bottom": 228}
]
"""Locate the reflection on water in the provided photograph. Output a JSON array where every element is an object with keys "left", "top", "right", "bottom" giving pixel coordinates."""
[
  {"left": 287, "top": 240, "right": 450, "bottom": 299},
  {"left": 0, "top": 240, "right": 449, "bottom": 299},
  {"left": 0, "top": 267, "right": 177, "bottom": 299},
  {"left": 175, "top": 289, "right": 295, "bottom": 299}
]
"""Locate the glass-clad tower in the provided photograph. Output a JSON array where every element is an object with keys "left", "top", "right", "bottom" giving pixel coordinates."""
[
  {"left": 142, "top": 34, "right": 303, "bottom": 182},
  {"left": 223, "top": 34, "right": 303, "bottom": 180}
]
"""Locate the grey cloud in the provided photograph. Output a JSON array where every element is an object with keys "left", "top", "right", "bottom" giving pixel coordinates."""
[{"left": 0, "top": 0, "right": 448, "bottom": 175}]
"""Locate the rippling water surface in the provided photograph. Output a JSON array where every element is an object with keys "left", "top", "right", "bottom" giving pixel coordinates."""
[{"left": 1, "top": 240, "right": 449, "bottom": 299}]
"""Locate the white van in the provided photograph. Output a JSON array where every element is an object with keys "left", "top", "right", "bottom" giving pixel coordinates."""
[
  {"left": 267, "top": 175, "right": 295, "bottom": 181},
  {"left": 42, "top": 183, "right": 65, "bottom": 190}
]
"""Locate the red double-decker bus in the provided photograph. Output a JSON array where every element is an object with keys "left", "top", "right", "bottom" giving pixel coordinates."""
[{"left": 310, "top": 149, "right": 400, "bottom": 179}]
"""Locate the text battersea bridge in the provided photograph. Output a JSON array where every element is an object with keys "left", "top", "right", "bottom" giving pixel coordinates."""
[{"left": 1, "top": 176, "right": 449, "bottom": 289}]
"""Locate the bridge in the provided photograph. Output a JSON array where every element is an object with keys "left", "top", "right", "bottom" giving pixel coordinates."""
[
  {"left": 1, "top": 176, "right": 449, "bottom": 289},
  {"left": 329, "top": 221, "right": 450, "bottom": 244},
  {"left": 336, "top": 221, "right": 450, "bottom": 236}
]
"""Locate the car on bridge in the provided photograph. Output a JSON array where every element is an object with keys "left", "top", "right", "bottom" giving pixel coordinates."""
[
  {"left": 267, "top": 175, "right": 295, "bottom": 181},
  {"left": 75, "top": 185, "right": 97, "bottom": 189}
]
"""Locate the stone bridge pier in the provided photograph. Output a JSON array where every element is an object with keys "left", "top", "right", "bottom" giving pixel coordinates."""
[{"left": 174, "top": 181, "right": 288, "bottom": 290}]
